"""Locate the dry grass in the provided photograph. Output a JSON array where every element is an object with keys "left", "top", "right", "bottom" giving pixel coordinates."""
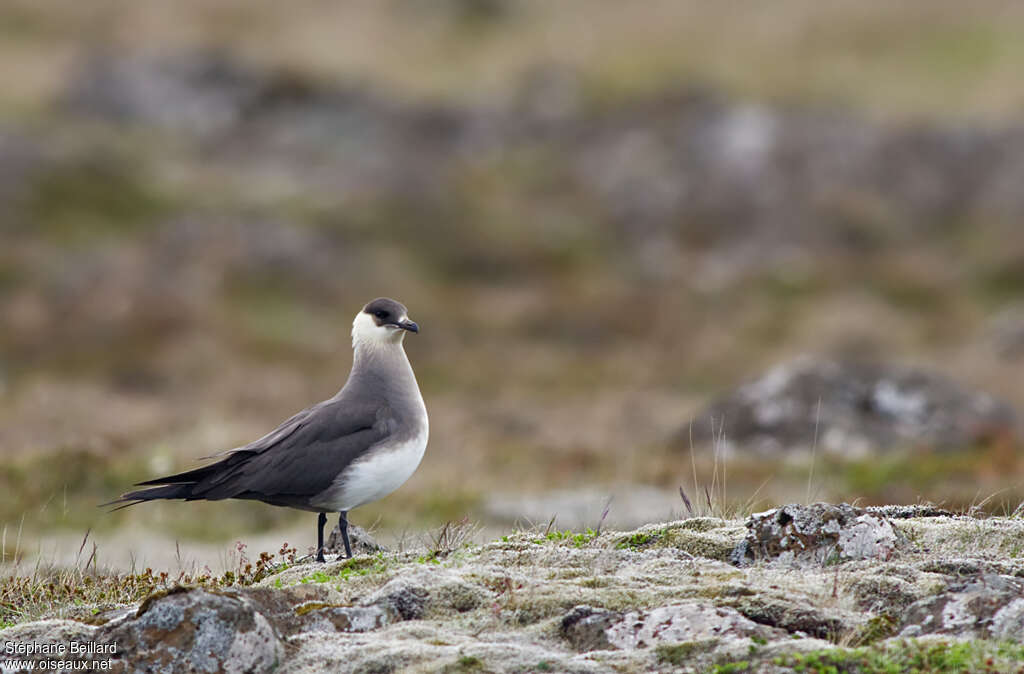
[
  {"left": 3, "top": 1, "right": 1024, "bottom": 121},
  {"left": 0, "top": 532, "right": 299, "bottom": 627}
]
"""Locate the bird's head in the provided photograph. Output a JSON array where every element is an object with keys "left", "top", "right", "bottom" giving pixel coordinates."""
[{"left": 352, "top": 297, "right": 419, "bottom": 349}]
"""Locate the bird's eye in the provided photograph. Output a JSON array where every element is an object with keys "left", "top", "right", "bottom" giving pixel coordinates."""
[{"left": 374, "top": 310, "right": 388, "bottom": 319}]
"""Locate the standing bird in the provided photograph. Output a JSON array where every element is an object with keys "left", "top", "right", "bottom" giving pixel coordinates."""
[{"left": 109, "top": 298, "right": 428, "bottom": 562}]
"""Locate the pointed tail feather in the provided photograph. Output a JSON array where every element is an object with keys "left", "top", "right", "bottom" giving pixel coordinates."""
[
  {"left": 100, "top": 484, "right": 196, "bottom": 511},
  {"left": 133, "top": 451, "right": 253, "bottom": 486}
]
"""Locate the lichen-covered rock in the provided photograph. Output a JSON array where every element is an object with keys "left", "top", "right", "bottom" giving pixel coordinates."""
[
  {"left": 291, "top": 604, "right": 393, "bottom": 634},
  {"left": 560, "top": 605, "right": 622, "bottom": 652},
  {"left": 229, "top": 585, "right": 340, "bottom": 637},
  {"left": 732, "top": 502, "right": 905, "bottom": 567},
  {"left": 866, "top": 505, "right": 954, "bottom": 519},
  {"left": 604, "top": 602, "right": 784, "bottom": 650},
  {"left": 731, "top": 596, "right": 847, "bottom": 640},
  {"left": 846, "top": 574, "right": 922, "bottom": 613},
  {"left": 900, "top": 574, "right": 1024, "bottom": 640},
  {"left": 363, "top": 567, "right": 486, "bottom": 620},
  {"left": 0, "top": 620, "right": 100, "bottom": 671},
  {"left": 325, "top": 523, "right": 385, "bottom": 557},
  {"left": 98, "top": 587, "right": 283, "bottom": 673}
]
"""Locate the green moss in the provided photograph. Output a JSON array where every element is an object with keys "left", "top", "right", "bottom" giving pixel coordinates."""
[
  {"left": 335, "top": 554, "right": 389, "bottom": 578},
  {"left": 135, "top": 585, "right": 193, "bottom": 617},
  {"left": 850, "top": 614, "right": 899, "bottom": 646},
  {"left": 294, "top": 601, "right": 342, "bottom": 616},
  {"left": 776, "top": 639, "right": 1024, "bottom": 674},
  {"left": 656, "top": 641, "right": 701, "bottom": 666},
  {"left": 441, "top": 655, "right": 485, "bottom": 672},
  {"left": 616, "top": 530, "right": 660, "bottom": 550},
  {"left": 299, "top": 570, "right": 333, "bottom": 584},
  {"left": 533, "top": 528, "right": 600, "bottom": 548},
  {"left": 662, "top": 529, "right": 742, "bottom": 561}
]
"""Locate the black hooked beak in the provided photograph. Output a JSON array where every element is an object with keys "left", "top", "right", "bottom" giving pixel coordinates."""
[{"left": 398, "top": 319, "right": 419, "bottom": 333}]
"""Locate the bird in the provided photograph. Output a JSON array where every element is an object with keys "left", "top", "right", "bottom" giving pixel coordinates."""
[{"left": 108, "top": 297, "right": 428, "bottom": 562}]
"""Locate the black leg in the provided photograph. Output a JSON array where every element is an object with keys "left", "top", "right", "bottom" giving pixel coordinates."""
[
  {"left": 339, "top": 511, "right": 352, "bottom": 558},
  {"left": 316, "top": 512, "right": 327, "bottom": 563}
]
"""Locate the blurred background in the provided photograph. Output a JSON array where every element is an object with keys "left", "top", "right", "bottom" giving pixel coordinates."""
[{"left": 2, "top": 0, "right": 1023, "bottom": 570}]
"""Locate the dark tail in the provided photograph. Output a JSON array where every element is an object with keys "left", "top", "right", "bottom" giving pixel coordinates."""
[
  {"left": 101, "top": 451, "right": 253, "bottom": 510},
  {"left": 101, "top": 484, "right": 198, "bottom": 511}
]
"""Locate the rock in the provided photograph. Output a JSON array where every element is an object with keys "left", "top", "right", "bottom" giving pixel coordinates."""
[
  {"left": 325, "top": 523, "right": 386, "bottom": 557},
  {"left": 363, "top": 567, "right": 486, "bottom": 619},
  {"left": 900, "top": 574, "right": 1024, "bottom": 640},
  {"left": 293, "top": 604, "right": 394, "bottom": 634},
  {"left": 731, "top": 596, "right": 847, "bottom": 639},
  {"left": 604, "top": 602, "right": 784, "bottom": 650},
  {"left": 559, "top": 605, "right": 622, "bottom": 652},
  {"left": 685, "top": 357, "right": 1018, "bottom": 458},
  {"left": 228, "top": 585, "right": 344, "bottom": 637},
  {"left": 98, "top": 587, "right": 284, "bottom": 673},
  {"left": 0, "top": 620, "right": 99, "bottom": 670},
  {"left": 846, "top": 574, "right": 922, "bottom": 613},
  {"left": 732, "top": 502, "right": 905, "bottom": 567},
  {"left": 367, "top": 582, "right": 428, "bottom": 621},
  {"left": 865, "top": 504, "right": 954, "bottom": 519}
]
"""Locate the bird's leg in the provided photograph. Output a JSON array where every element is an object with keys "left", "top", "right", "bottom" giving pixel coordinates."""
[
  {"left": 339, "top": 511, "right": 352, "bottom": 558},
  {"left": 316, "top": 512, "right": 327, "bottom": 563}
]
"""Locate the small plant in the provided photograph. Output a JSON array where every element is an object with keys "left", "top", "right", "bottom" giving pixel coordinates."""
[
  {"left": 299, "top": 570, "right": 332, "bottom": 584},
  {"left": 424, "top": 516, "right": 478, "bottom": 560},
  {"left": 533, "top": 528, "right": 599, "bottom": 548},
  {"left": 337, "top": 554, "right": 389, "bottom": 580},
  {"left": 616, "top": 529, "right": 666, "bottom": 550}
]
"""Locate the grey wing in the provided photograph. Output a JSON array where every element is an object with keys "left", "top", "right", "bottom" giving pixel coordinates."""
[{"left": 192, "top": 396, "right": 393, "bottom": 504}]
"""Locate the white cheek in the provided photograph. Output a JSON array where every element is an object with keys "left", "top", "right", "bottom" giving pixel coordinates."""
[{"left": 352, "top": 312, "right": 382, "bottom": 345}]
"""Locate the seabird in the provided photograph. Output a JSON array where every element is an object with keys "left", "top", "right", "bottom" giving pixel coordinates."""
[{"left": 109, "top": 298, "right": 428, "bottom": 562}]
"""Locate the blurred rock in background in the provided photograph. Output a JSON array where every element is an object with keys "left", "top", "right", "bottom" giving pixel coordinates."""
[
  {"left": 686, "top": 357, "right": 1018, "bottom": 459},
  {"left": 1, "top": 0, "right": 1023, "bottom": 569}
]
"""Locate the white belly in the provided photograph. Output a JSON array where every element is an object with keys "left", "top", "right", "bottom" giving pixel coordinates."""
[{"left": 312, "top": 426, "right": 428, "bottom": 512}]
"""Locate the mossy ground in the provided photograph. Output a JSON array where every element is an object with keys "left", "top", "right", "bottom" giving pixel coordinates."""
[
  {"left": 771, "top": 638, "right": 1024, "bottom": 674},
  {"left": 5, "top": 514, "right": 1024, "bottom": 672}
]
